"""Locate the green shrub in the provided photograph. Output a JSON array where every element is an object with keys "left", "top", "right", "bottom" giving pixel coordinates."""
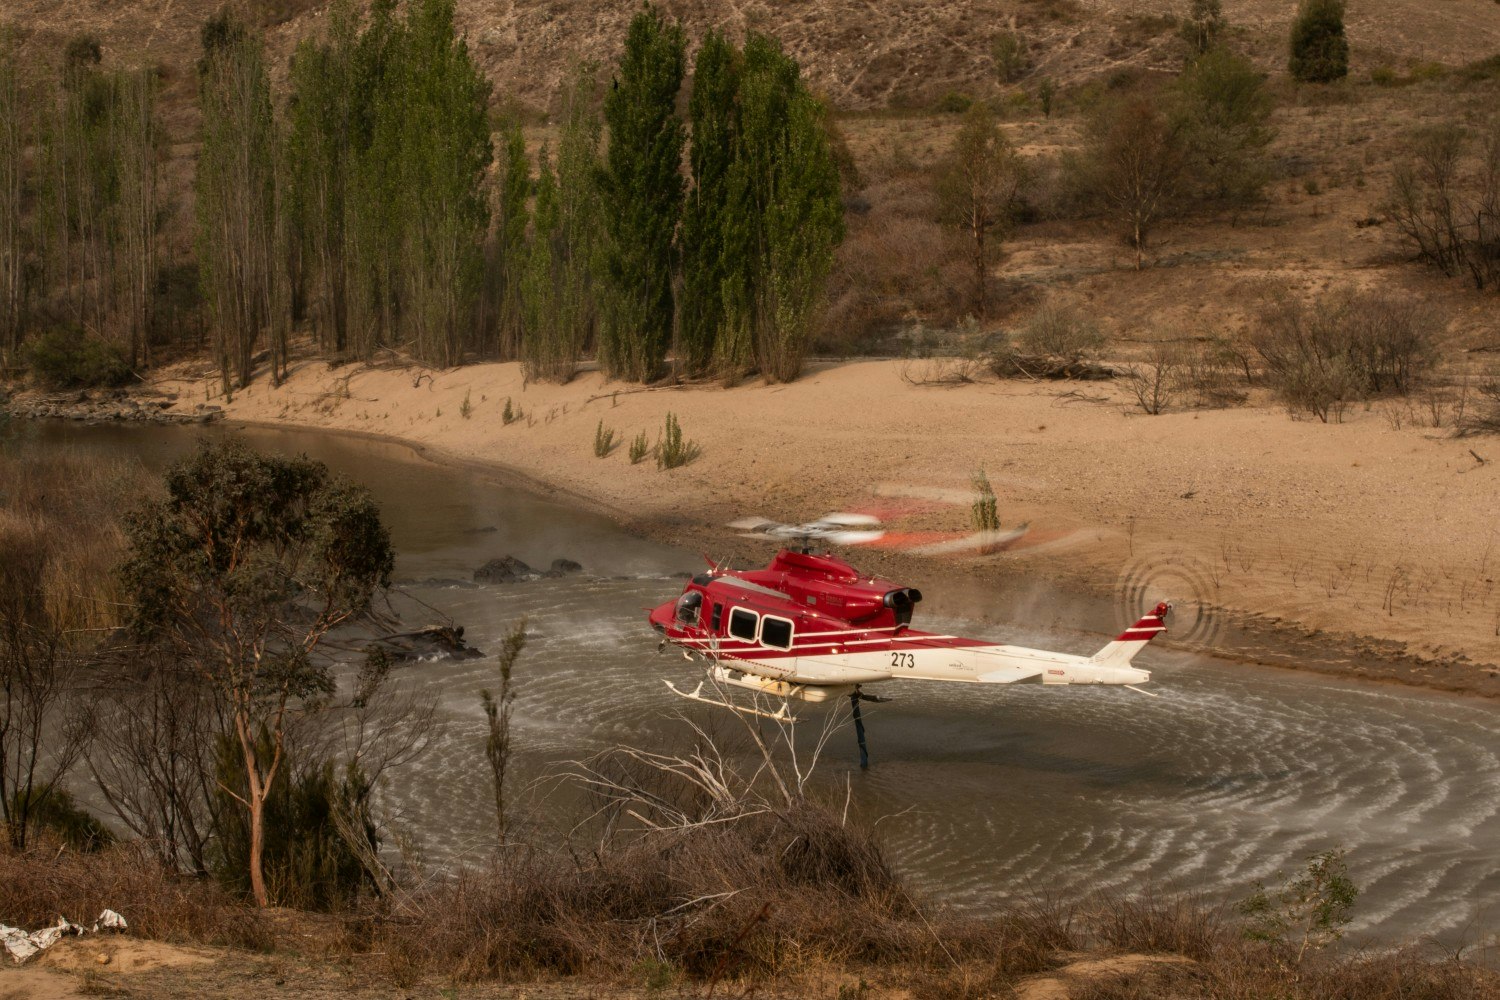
[
  {"left": 992, "top": 31, "right": 1029, "bottom": 83},
  {"left": 593, "top": 419, "right": 616, "bottom": 458},
  {"left": 935, "top": 91, "right": 972, "bottom": 114},
  {"left": 502, "top": 397, "right": 523, "bottom": 425},
  {"left": 23, "top": 328, "right": 131, "bottom": 389},
  {"left": 628, "top": 430, "right": 650, "bottom": 465},
  {"left": 971, "top": 469, "right": 999, "bottom": 532},
  {"left": 655, "top": 412, "right": 700, "bottom": 470}
]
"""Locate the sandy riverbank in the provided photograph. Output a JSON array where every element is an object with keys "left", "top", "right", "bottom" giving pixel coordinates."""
[{"left": 30, "top": 356, "right": 1500, "bottom": 694}]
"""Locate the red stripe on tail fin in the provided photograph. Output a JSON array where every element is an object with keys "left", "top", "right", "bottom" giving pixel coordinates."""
[{"left": 1115, "top": 601, "right": 1171, "bottom": 641}]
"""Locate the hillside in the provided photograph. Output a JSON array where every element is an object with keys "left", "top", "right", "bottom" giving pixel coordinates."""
[{"left": 8, "top": 0, "right": 1500, "bottom": 113}]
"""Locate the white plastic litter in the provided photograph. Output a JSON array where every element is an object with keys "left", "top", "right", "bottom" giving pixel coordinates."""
[{"left": 1, "top": 910, "right": 126, "bottom": 964}]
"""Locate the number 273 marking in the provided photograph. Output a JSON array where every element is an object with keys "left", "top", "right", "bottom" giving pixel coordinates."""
[{"left": 890, "top": 652, "right": 915, "bottom": 669}]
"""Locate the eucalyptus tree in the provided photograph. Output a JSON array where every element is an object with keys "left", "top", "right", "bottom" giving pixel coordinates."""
[
  {"left": 120, "top": 441, "right": 394, "bottom": 908},
  {"left": 936, "top": 102, "right": 1025, "bottom": 320}
]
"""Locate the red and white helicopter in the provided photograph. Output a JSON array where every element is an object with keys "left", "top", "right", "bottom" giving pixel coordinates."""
[{"left": 649, "top": 514, "right": 1171, "bottom": 760}]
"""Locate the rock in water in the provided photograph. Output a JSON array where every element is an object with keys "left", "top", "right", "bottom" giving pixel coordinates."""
[
  {"left": 473, "top": 555, "right": 535, "bottom": 583},
  {"left": 549, "top": 558, "right": 583, "bottom": 575}
]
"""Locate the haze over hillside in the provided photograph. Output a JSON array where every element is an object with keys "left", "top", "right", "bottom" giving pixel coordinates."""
[{"left": 7, "top": 0, "right": 1500, "bottom": 112}]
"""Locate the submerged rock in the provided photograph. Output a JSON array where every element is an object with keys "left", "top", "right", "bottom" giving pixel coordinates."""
[
  {"left": 547, "top": 558, "right": 583, "bottom": 576},
  {"left": 372, "top": 625, "right": 484, "bottom": 661},
  {"left": 473, "top": 555, "right": 535, "bottom": 583}
]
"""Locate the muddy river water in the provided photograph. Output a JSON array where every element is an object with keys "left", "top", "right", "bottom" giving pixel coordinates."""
[{"left": 9, "top": 418, "right": 1498, "bottom": 952}]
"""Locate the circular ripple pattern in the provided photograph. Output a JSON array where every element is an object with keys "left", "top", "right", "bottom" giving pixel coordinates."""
[{"left": 1115, "top": 553, "right": 1223, "bottom": 649}]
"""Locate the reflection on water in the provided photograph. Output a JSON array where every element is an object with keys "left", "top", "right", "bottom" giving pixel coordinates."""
[{"left": 12, "top": 419, "right": 1499, "bottom": 949}]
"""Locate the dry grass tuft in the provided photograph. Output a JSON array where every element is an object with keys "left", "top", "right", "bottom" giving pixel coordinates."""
[
  {"left": 374, "top": 802, "right": 942, "bottom": 982},
  {"left": 1093, "top": 889, "right": 1228, "bottom": 962},
  {"left": 0, "top": 839, "right": 271, "bottom": 950}
]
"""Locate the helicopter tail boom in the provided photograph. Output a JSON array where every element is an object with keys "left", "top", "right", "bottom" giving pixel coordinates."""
[{"left": 1088, "top": 602, "right": 1172, "bottom": 669}]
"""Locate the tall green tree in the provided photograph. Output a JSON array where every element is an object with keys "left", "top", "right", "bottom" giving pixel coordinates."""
[
  {"left": 521, "top": 67, "right": 604, "bottom": 383},
  {"left": 724, "top": 34, "right": 843, "bottom": 383},
  {"left": 43, "top": 38, "right": 118, "bottom": 340},
  {"left": 598, "top": 4, "right": 685, "bottom": 383},
  {"left": 196, "top": 10, "right": 284, "bottom": 392},
  {"left": 521, "top": 149, "right": 563, "bottom": 380},
  {"left": 489, "top": 115, "right": 530, "bottom": 360},
  {"left": 0, "top": 31, "right": 23, "bottom": 361},
  {"left": 382, "top": 0, "right": 492, "bottom": 367},
  {"left": 935, "top": 102, "right": 1025, "bottom": 320},
  {"left": 344, "top": 0, "right": 402, "bottom": 358},
  {"left": 121, "top": 441, "right": 394, "bottom": 908},
  {"left": 1289, "top": 0, "right": 1348, "bottom": 83},
  {"left": 288, "top": 0, "right": 361, "bottom": 355},
  {"left": 111, "top": 67, "right": 161, "bottom": 368},
  {"left": 678, "top": 30, "right": 739, "bottom": 376}
]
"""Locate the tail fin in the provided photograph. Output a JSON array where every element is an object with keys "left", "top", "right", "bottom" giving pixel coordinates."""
[{"left": 1089, "top": 602, "right": 1171, "bottom": 668}]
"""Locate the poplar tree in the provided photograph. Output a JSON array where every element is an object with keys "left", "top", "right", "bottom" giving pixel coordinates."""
[
  {"left": 598, "top": 4, "right": 685, "bottom": 383},
  {"left": 724, "top": 34, "right": 843, "bottom": 383},
  {"left": 678, "top": 31, "right": 739, "bottom": 376},
  {"left": 196, "top": 10, "right": 283, "bottom": 393},
  {"left": 345, "top": 0, "right": 402, "bottom": 358},
  {"left": 43, "top": 38, "right": 118, "bottom": 339},
  {"left": 383, "top": 0, "right": 492, "bottom": 367},
  {"left": 520, "top": 150, "right": 563, "bottom": 380},
  {"left": 112, "top": 68, "right": 161, "bottom": 368},
  {"left": 520, "top": 67, "right": 602, "bottom": 382},
  {"left": 288, "top": 1, "right": 360, "bottom": 354},
  {"left": 0, "top": 32, "right": 22, "bottom": 361},
  {"left": 490, "top": 116, "right": 530, "bottom": 359}
]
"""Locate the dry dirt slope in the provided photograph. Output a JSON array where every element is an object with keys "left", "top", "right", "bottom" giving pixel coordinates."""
[{"left": 6, "top": 0, "right": 1500, "bottom": 112}]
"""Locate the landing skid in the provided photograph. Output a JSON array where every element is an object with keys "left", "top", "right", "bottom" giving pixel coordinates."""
[
  {"left": 663, "top": 679, "right": 798, "bottom": 722},
  {"left": 663, "top": 669, "right": 894, "bottom": 768}
]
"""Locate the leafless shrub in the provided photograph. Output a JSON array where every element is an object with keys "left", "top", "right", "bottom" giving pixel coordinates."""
[
  {"left": 1181, "top": 339, "right": 1249, "bottom": 407},
  {"left": 1384, "top": 119, "right": 1500, "bottom": 291},
  {"left": 1119, "top": 343, "right": 1184, "bottom": 414},
  {"left": 1, "top": 447, "right": 148, "bottom": 850},
  {"left": 1018, "top": 302, "right": 1106, "bottom": 360},
  {"left": 1248, "top": 289, "right": 1439, "bottom": 421},
  {"left": 988, "top": 303, "right": 1116, "bottom": 380},
  {"left": 1456, "top": 381, "right": 1500, "bottom": 435}
]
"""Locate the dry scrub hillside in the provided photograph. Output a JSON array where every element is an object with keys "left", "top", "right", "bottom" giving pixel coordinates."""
[{"left": 8, "top": 0, "right": 1500, "bottom": 113}]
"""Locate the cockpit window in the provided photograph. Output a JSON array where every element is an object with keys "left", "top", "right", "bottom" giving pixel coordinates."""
[
  {"left": 760, "top": 616, "right": 793, "bottom": 650},
  {"left": 675, "top": 591, "right": 703, "bottom": 625},
  {"left": 728, "top": 607, "right": 758, "bottom": 641}
]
